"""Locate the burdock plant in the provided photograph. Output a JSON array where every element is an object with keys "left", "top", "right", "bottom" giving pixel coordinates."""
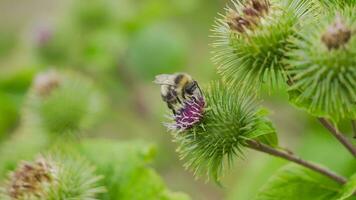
[
  {"left": 286, "top": 7, "right": 356, "bottom": 121},
  {"left": 212, "top": 0, "right": 316, "bottom": 90},
  {"left": 0, "top": 154, "right": 104, "bottom": 200},
  {"left": 26, "top": 70, "right": 106, "bottom": 137},
  {"left": 157, "top": 0, "right": 356, "bottom": 199}
]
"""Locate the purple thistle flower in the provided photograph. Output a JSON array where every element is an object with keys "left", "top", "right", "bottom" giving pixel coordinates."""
[{"left": 165, "top": 97, "right": 205, "bottom": 132}]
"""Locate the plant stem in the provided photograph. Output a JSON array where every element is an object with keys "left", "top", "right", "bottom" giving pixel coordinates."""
[
  {"left": 318, "top": 118, "right": 356, "bottom": 157},
  {"left": 245, "top": 140, "right": 347, "bottom": 184},
  {"left": 286, "top": 79, "right": 356, "bottom": 157}
]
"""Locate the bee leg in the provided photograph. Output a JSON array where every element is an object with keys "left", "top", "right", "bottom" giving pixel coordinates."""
[
  {"left": 196, "top": 81, "right": 203, "bottom": 96},
  {"left": 182, "top": 89, "right": 186, "bottom": 99},
  {"left": 167, "top": 102, "right": 176, "bottom": 115},
  {"left": 176, "top": 96, "right": 182, "bottom": 104}
]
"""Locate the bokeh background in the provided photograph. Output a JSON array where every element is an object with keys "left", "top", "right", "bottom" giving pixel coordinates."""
[{"left": 0, "top": 0, "right": 355, "bottom": 199}]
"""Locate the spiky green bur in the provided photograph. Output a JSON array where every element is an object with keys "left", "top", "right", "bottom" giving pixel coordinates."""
[
  {"left": 78, "top": 139, "right": 190, "bottom": 200},
  {"left": 0, "top": 154, "right": 104, "bottom": 200},
  {"left": 286, "top": 8, "right": 356, "bottom": 121},
  {"left": 172, "top": 82, "right": 277, "bottom": 182},
  {"left": 27, "top": 70, "right": 105, "bottom": 136},
  {"left": 212, "top": 0, "right": 314, "bottom": 90}
]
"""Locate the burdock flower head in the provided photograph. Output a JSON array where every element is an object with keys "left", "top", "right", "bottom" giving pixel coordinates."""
[
  {"left": 5, "top": 157, "right": 55, "bottom": 199},
  {"left": 286, "top": 7, "right": 356, "bottom": 121},
  {"left": 156, "top": 78, "right": 277, "bottom": 182},
  {"left": 1, "top": 154, "right": 104, "bottom": 200},
  {"left": 212, "top": 0, "right": 315, "bottom": 91},
  {"left": 166, "top": 96, "right": 205, "bottom": 132},
  {"left": 321, "top": 14, "right": 352, "bottom": 50},
  {"left": 226, "top": 0, "right": 270, "bottom": 34}
]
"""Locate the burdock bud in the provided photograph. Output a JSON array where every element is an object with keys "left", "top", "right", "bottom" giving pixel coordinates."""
[
  {"left": 1, "top": 155, "right": 104, "bottom": 200},
  {"left": 214, "top": 0, "right": 314, "bottom": 91},
  {"left": 321, "top": 14, "right": 352, "bottom": 50},
  {"left": 33, "top": 70, "right": 61, "bottom": 97},
  {"left": 27, "top": 71, "right": 106, "bottom": 136},
  {"left": 286, "top": 8, "right": 356, "bottom": 121},
  {"left": 167, "top": 82, "right": 277, "bottom": 181}
]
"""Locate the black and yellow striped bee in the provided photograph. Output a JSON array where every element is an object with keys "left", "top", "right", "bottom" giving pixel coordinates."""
[{"left": 154, "top": 73, "right": 202, "bottom": 115}]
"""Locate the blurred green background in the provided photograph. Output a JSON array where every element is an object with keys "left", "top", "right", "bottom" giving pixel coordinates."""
[{"left": 0, "top": 0, "right": 354, "bottom": 199}]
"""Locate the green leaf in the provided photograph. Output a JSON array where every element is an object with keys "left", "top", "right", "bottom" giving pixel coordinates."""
[
  {"left": 78, "top": 139, "right": 190, "bottom": 200},
  {"left": 336, "top": 173, "right": 356, "bottom": 200},
  {"left": 254, "top": 164, "right": 341, "bottom": 200},
  {"left": 253, "top": 119, "right": 278, "bottom": 147}
]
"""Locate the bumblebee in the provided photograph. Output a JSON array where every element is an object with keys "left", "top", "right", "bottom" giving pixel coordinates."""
[{"left": 154, "top": 73, "right": 202, "bottom": 115}]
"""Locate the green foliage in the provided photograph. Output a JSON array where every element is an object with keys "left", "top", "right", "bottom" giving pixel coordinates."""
[
  {"left": 318, "top": 0, "right": 356, "bottom": 8},
  {"left": 172, "top": 82, "right": 277, "bottom": 181},
  {"left": 212, "top": 0, "right": 315, "bottom": 90},
  {"left": 254, "top": 164, "right": 341, "bottom": 200},
  {"left": 227, "top": 156, "right": 287, "bottom": 200},
  {"left": 34, "top": 28, "right": 73, "bottom": 65},
  {"left": 0, "top": 67, "right": 37, "bottom": 139},
  {"left": 78, "top": 139, "right": 191, "bottom": 200},
  {"left": 127, "top": 24, "right": 187, "bottom": 80},
  {"left": 71, "top": 0, "right": 113, "bottom": 31},
  {"left": 33, "top": 0, "right": 191, "bottom": 79},
  {"left": 0, "top": 31, "right": 16, "bottom": 58},
  {"left": 80, "top": 29, "right": 126, "bottom": 73},
  {"left": 0, "top": 92, "right": 19, "bottom": 139},
  {"left": 27, "top": 71, "right": 106, "bottom": 136},
  {"left": 286, "top": 7, "right": 356, "bottom": 121},
  {"left": 0, "top": 67, "right": 36, "bottom": 93},
  {"left": 0, "top": 131, "right": 48, "bottom": 180},
  {"left": 336, "top": 173, "right": 356, "bottom": 200}
]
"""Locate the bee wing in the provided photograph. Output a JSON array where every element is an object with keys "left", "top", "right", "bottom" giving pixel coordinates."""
[{"left": 153, "top": 74, "right": 176, "bottom": 86}]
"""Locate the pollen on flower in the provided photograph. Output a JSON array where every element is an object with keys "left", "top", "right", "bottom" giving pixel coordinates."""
[
  {"left": 165, "top": 97, "right": 205, "bottom": 132},
  {"left": 6, "top": 157, "right": 55, "bottom": 199}
]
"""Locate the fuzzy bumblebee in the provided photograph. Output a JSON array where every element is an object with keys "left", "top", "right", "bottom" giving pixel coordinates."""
[{"left": 154, "top": 73, "right": 205, "bottom": 131}]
